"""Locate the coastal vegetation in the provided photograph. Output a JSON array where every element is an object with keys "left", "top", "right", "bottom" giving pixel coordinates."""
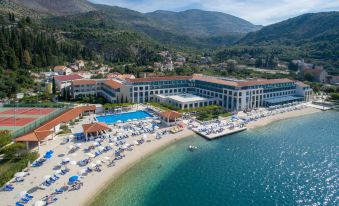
[{"left": 0, "top": 131, "right": 38, "bottom": 186}]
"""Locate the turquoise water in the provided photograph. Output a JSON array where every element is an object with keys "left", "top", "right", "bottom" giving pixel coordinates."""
[
  {"left": 93, "top": 112, "right": 339, "bottom": 206},
  {"left": 97, "top": 110, "right": 153, "bottom": 124}
]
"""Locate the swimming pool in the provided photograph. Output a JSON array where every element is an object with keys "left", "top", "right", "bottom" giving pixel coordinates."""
[{"left": 96, "top": 110, "right": 153, "bottom": 124}]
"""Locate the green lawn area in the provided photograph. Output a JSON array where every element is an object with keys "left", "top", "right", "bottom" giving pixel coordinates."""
[{"left": 149, "top": 102, "right": 231, "bottom": 121}]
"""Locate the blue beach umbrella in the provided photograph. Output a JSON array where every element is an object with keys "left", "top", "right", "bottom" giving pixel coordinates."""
[
  {"left": 43, "top": 153, "right": 52, "bottom": 159},
  {"left": 69, "top": 176, "right": 78, "bottom": 183}
]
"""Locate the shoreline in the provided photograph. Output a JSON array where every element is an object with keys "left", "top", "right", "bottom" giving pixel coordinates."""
[
  {"left": 81, "top": 129, "right": 195, "bottom": 206},
  {"left": 246, "top": 106, "right": 321, "bottom": 129},
  {"left": 1, "top": 106, "right": 324, "bottom": 206}
]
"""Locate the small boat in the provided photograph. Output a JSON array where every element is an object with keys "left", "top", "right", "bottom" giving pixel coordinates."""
[{"left": 187, "top": 145, "right": 198, "bottom": 151}]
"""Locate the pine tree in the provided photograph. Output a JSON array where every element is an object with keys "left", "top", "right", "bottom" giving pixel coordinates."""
[
  {"left": 6, "top": 48, "right": 19, "bottom": 70},
  {"left": 23, "top": 50, "right": 32, "bottom": 66},
  {"left": 52, "top": 78, "right": 56, "bottom": 94}
]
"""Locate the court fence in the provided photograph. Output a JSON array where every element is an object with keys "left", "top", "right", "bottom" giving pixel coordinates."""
[{"left": 4, "top": 104, "right": 75, "bottom": 139}]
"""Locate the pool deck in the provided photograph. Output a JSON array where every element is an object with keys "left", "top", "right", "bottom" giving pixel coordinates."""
[{"left": 192, "top": 126, "right": 247, "bottom": 140}]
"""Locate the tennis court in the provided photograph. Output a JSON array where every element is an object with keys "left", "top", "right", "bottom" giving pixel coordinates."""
[
  {"left": 0, "top": 108, "right": 56, "bottom": 115},
  {"left": 0, "top": 107, "right": 63, "bottom": 136},
  {"left": 0, "top": 117, "right": 37, "bottom": 126}
]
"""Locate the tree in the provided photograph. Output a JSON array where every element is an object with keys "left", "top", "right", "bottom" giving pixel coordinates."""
[
  {"left": 304, "top": 73, "right": 315, "bottom": 82},
  {"left": 0, "top": 131, "right": 12, "bottom": 148},
  {"left": 23, "top": 50, "right": 32, "bottom": 66},
  {"left": 52, "top": 78, "right": 56, "bottom": 94},
  {"left": 288, "top": 62, "right": 298, "bottom": 71},
  {"left": 6, "top": 48, "right": 19, "bottom": 70}
]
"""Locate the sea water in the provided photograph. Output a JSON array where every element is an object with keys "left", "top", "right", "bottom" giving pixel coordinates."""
[{"left": 92, "top": 111, "right": 339, "bottom": 206}]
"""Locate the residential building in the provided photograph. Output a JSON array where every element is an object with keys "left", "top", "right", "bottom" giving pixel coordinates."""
[
  {"left": 54, "top": 74, "right": 84, "bottom": 94},
  {"left": 53, "top": 66, "right": 72, "bottom": 75}
]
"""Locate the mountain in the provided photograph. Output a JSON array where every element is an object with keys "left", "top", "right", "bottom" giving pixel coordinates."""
[
  {"left": 239, "top": 12, "right": 339, "bottom": 45},
  {"left": 215, "top": 12, "right": 339, "bottom": 73},
  {"left": 146, "top": 9, "right": 262, "bottom": 38},
  {"left": 1, "top": 0, "right": 96, "bottom": 16},
  {"left": 44, "top": 6, "right": 262, "bottom": 47},
  {"left": 1, "top": 0, "right": 262, "bottom": 47}
]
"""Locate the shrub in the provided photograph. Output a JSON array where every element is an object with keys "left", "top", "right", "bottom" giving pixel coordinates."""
[
  {"left": 0, "top": 131, "right": 12, "bottom": 148},
  {"left": 0, "top": 152, "right": 38, "bottom": 186},
  {"left": 0, "top": 143, "right": 26, "bottom": 160}
]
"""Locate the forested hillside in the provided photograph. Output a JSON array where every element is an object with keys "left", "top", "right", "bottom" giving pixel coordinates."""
[
  {"left": 215, "top": 12, "right": 339, "bottom": 74},
  {"left": 0, "top": 15, "right": 96, "bottom": 98}
]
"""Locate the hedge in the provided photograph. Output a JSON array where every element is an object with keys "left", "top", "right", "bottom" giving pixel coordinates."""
[{"left": 0, "top": 152, "right": 39, "bottom": 186}]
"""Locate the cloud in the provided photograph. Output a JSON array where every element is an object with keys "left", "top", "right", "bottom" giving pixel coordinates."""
[{"left": 89, "top": 0, "right": 339, "bottom": 25}]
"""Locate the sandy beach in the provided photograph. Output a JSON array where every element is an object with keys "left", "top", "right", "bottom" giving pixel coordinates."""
[
  {"left": 0, "top": 128, "right": 195, "bottom": 206},
  {"left": 83, "top": 129, "right": 195, "bottom": 206},
  {"left": 246, "top": 106, "right": 321, "bottom": 129}
]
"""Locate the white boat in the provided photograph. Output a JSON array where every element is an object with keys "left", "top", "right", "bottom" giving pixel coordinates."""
[{"left": 187, "top": 145, "right": 198, "bottom": 151}]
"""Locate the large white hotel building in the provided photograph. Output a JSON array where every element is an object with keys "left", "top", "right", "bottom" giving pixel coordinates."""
[{"left": 70, "top": 74, "right": 313, "bottom": 111}]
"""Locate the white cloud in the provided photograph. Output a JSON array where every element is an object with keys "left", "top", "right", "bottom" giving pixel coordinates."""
[{"left": 89, "top": 0, "right": 339, "bottom": 25}]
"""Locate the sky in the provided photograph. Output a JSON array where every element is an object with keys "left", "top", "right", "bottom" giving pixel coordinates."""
[{"left": 89, "top": 0, "right": 339, "bottom": 25}]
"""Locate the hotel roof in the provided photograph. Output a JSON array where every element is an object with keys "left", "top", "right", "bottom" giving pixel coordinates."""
[
  {"left": 54, "top": 74, "right": 83, "bottom": 82},
  {"left": 192, "top": 74, "right": 294, "bottom": 87},
  {"left": 15, "top": 106, "right": 96, "bottom": 142},
  {"left": 82, "top": 122, "right": 110, "bottom": 134},
  {"left": 160, "top": 111, "right": 182, "bottom": 121},
  {"left": 104, "top": 80, "right": 123, "bottom": 89},
  {"left": 72, "top": 79, "right": 97, "bottom": 85},
  {"left": 126, "top": 76, "right": 192, "bottom": 83},
  {"left": 296, "top": 81, "right": 309, "bottom": 87},
  {"left": 16, "top": 130, "right": 54, "bottom": 142},
  {"left": 163, "top": 93, "right": 208, "bottom": 103}
]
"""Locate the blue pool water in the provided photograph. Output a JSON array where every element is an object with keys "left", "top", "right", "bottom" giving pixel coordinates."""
[{"left": 96, "top": 110, "right": 153, "bottom": 124}]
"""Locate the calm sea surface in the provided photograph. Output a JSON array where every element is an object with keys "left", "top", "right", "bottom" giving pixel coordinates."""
[{"left": 92, "top": 111, "right": 339, "bottom": 206}]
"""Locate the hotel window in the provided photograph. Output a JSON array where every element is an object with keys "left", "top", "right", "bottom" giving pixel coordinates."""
[{"left": 134, "top": 87, "right": 138, "bottom": 91}]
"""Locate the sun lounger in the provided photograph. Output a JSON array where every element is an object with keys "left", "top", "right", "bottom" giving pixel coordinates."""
[
  {"left": 20, "top": 197, "right": 30, "bottom": 203},
  {"left": 55, "top": 188, "right": 64, "bottom": 194},
  {"left": 25, "top": 193, "right": 33, "bottom": 199},
  {"left": 16, "top": 202, "right": 25, "bottom": 206},
  {"left": 3, "top": 184, "right": 14, "bottom": 191}
]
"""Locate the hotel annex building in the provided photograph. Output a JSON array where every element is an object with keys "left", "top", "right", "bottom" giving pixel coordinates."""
[{"left": 70, "top": 74, "right": 313, "bottom": 112}]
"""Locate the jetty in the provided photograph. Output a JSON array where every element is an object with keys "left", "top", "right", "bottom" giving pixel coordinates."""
[{"left": 192, "top": 126, "right": 247, "bottom": 140}]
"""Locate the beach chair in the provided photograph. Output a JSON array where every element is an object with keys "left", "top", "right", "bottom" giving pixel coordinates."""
[
  {"left": 25, "top": 193, "right": 33, "bottom": 199},
  {"left": 3, "top": 184, "right": 14, "bottom": 191},
  {"left": 20, "top": 197, "right": 30, "bottom": 203},
  {"left": 16, "top": 202, "right": 24, "bottom": 206},
  {"left": 55, "top": 188, "right": 64, "bottom": 194},
  {"left": 51, "top": 175, "right": 58, "bottom": 181}
]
